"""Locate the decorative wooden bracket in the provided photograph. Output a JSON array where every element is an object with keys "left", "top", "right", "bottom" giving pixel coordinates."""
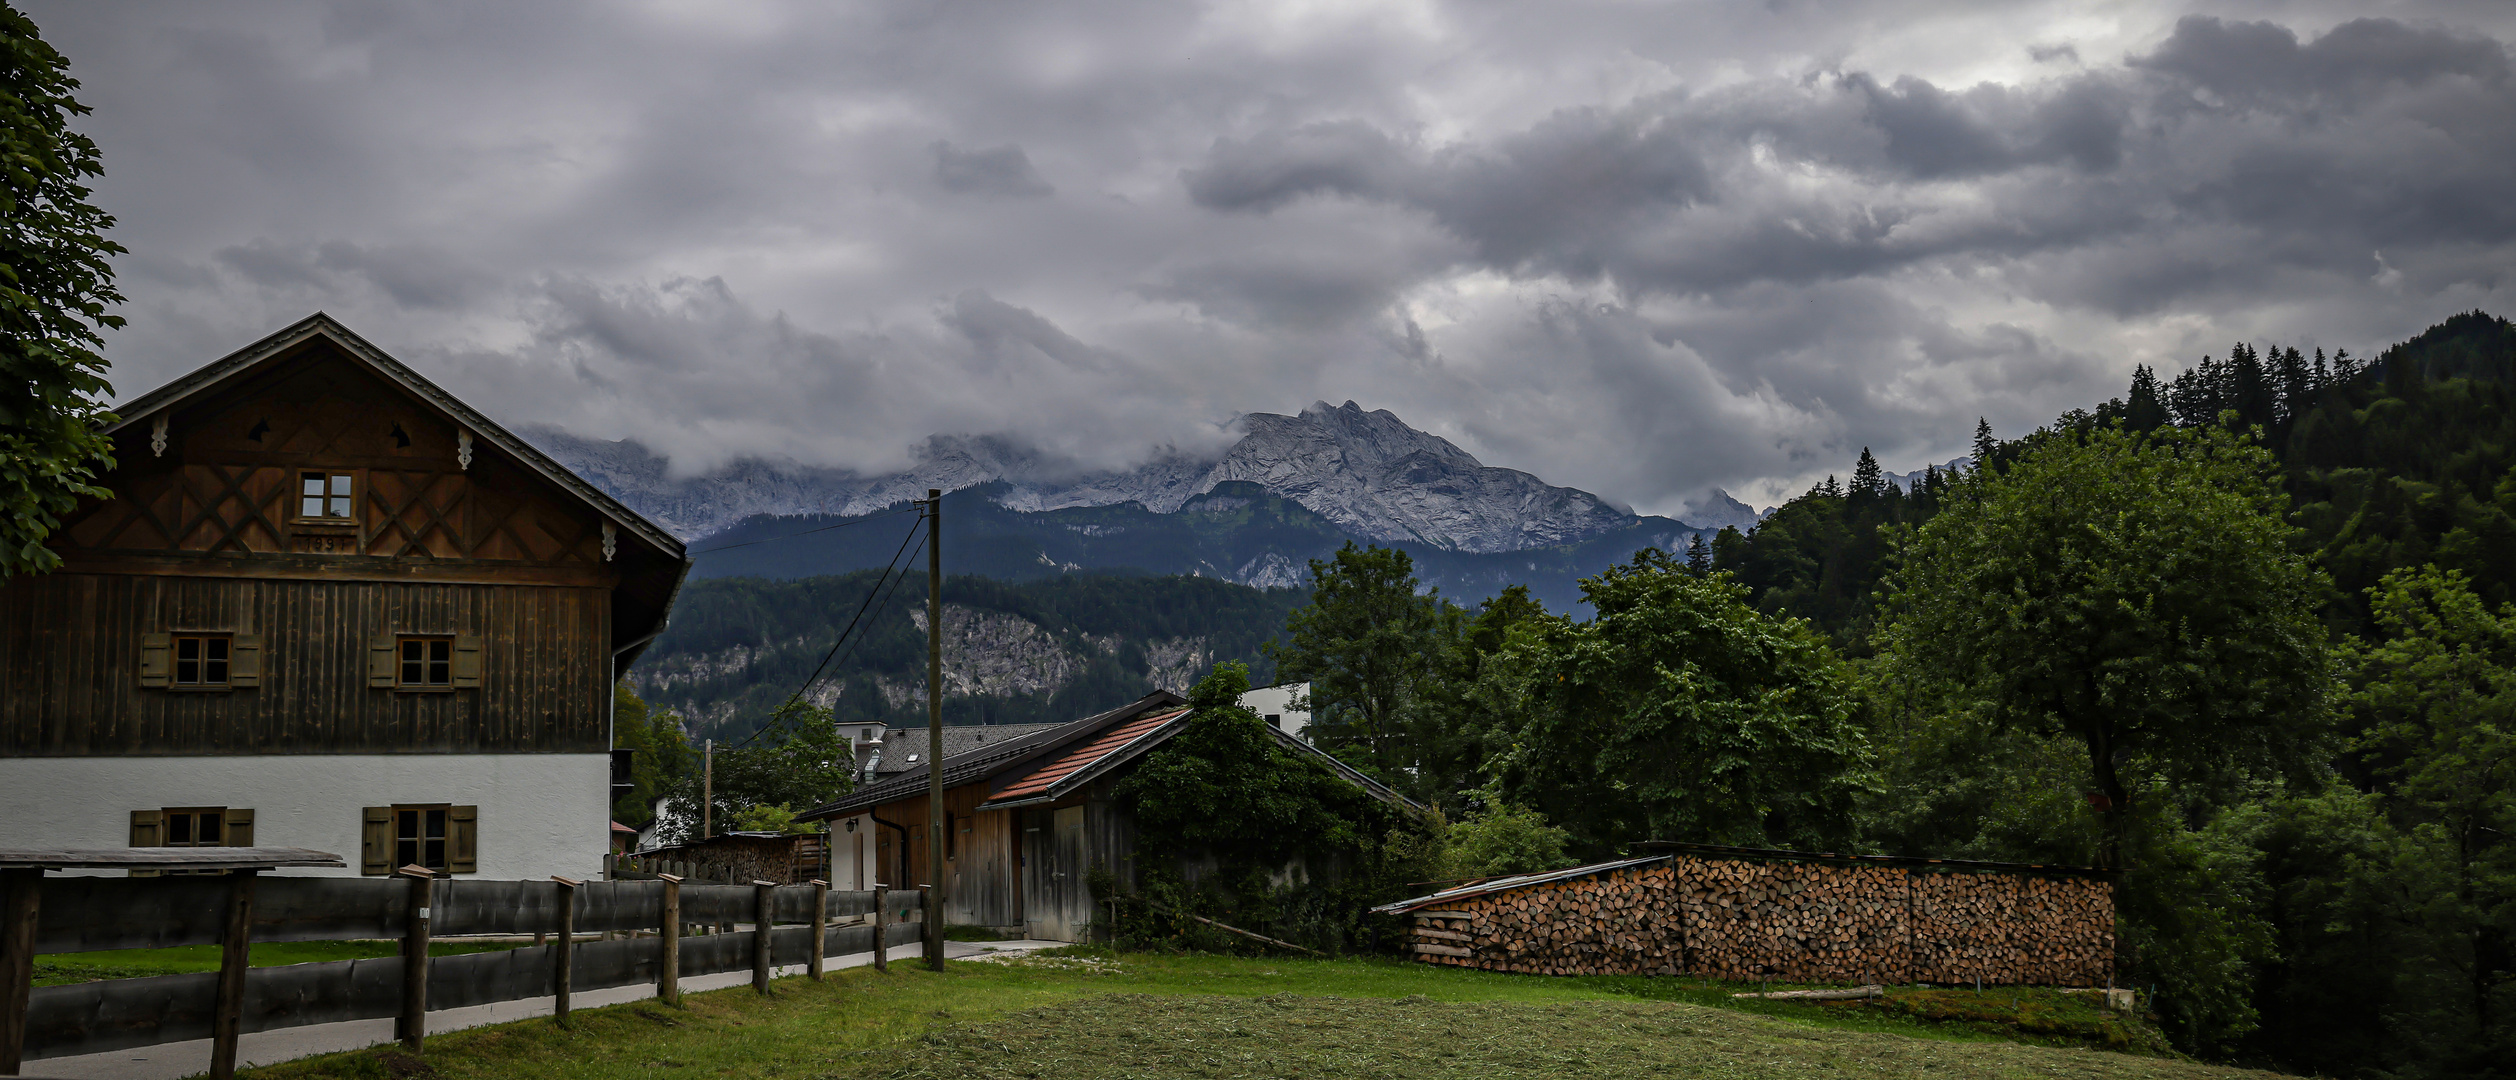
[
  {"left": 601, "top": 522, "right": 616, "bottom": 562},
  {"left": 456, "top": 429, "right": 473, "bottom": 470},
  {"left": 151, "top": 414, "right": 169, "bottom": 457}
]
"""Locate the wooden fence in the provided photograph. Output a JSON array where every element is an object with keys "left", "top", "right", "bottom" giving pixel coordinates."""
[
  {"left": 1383, "top": 847, "right": 2114, "bottom": 986},
  {"left": 3, "top": 870, "right": 926, "bottom": 1071}
]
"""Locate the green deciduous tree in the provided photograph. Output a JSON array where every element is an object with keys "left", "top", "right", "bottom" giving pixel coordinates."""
[
  {"left": 1879, "top": 423, "right": 2332, "bottom": 866},
  {"left": 2346, "top": 567, "right": 2516, "bottom": 1072},
  {"left": 656, "top": 700, "right": 853, "bottom": 844},
  {"left": 1265, "top": 543, "right": 1450, "bottom": 783},
  {"left": 611, "top": 682, "right": 695, "bottom": 828},
  {"left": 0, "top": 4, "right": 123, "bottom": 578},
  {"left": 1491, "top": 550, "right": 1869, "bottom": 855}
]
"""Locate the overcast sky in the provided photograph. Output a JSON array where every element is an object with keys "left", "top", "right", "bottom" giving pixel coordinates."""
[{"left": 31, "top": 0, "right": 2516, "bottom": 515}]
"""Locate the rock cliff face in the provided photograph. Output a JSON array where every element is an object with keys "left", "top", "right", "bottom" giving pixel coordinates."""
[{"left": 527, "top": 401, "right": 1642, "bottom": 553}]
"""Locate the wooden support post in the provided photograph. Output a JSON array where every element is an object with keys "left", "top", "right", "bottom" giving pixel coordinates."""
[
  {"left": 396, "top": 866, "right": 432, "bottom": 1050},
  {"left": 807, "top": 880, "right": 829, "bottom": 981},
  {"left": 0, "top": 868, "right": 42, "bottom": 1077},
  {"left": 752, "top": 881, "right": 776, "bottom": 994},
  {"left": 550, "top": 877, "right": 581, "bottom": 1026},
  {"left": 657, "top": 874, "right": 682, "bottom": 1006},
  {"left": 871, "top": 885, "right": 888, "bottom": 972},
  {"left": 208, "top": 868, "right": 260, "bottom": 1080},
  {"left": 918, "top": 884, "right": 935, "bottom": 970}
]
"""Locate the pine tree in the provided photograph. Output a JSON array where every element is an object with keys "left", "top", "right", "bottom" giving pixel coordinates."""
[
  {"left": 1685, "top": 533, "right": 1712, "bottom": 575},
  {"left": 2127, "top": 364, "right": 2169, "bottom": 431},
  {"left": 1852, "top": 447, "right": 1884, "bottom": 498},
  {"left": 1972, "top": 419, "right": 1997, "bottom": 473},
  {"left": 1821, "top": 474, "right": 1843, "bottom": 499}
]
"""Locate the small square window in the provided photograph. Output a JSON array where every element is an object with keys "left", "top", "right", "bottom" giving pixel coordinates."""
[
  {"left": 173, "top": 635, "right": 231, "bottom": 687},
  {"left": 398, "top": 637, "right": 453, "bottom": 688},
  {"left": 395, "top": 805, "right": 449, "bottom": 872},
  {"left": 299, "top": 472, "right": 355, "bottom": 520}
]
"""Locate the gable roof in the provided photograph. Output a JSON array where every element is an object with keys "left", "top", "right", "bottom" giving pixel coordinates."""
[
  {"left": 800, "top": 691, "right": 1191, "bottom": 820},
  {"left": 800, "top": 690, "right": 1420, "bottom": 819},
  {"left": 101, "top": 313, "right": 692, "bottom": 669},
  {"left": 107, "top": 312, "right": 685, "bottom": 562},
  {"left": 867, "top": 723, "right": 1071, "bottom": 773}
]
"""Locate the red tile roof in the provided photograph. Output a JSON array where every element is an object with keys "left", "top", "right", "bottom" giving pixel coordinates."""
[{"left": 987, "top": 708, "right": 1190, "bottom": 803}]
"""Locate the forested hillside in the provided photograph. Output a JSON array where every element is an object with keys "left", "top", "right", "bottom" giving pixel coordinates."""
[
  {"left": 1716, "top": 310, "right": 2516, "bottom": 651},
  {"left": 631, "top": 571, "right": 1305, "bottom": 740}
]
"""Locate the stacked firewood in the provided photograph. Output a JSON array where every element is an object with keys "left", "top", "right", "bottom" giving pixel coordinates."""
[{"left": 1404, "top": 854, "right": 2112, "bottom": 985}]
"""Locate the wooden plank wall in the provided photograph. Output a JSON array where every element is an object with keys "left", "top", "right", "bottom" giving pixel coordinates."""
[
  {"left": 871, "top": 786, "right": 1022, "bottom": 928},
  {"left": 1407, "top": 855, "right": 2114, "bottom": 986},
  {"left": 0, "top": 573, "right": 609, "bottom": 755}
]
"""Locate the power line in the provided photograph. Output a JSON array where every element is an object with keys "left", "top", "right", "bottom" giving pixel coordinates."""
[
  {"left": 739, "top": 510, "right": 926, "bottom": 746},
  {"left": 686, "top": 505, "right": 919, "bottom": 556}
]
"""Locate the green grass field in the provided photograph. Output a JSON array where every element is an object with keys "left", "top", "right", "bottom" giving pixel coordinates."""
[
  {"left": 34, "top": 940, "right": 522, "bottom": 987},
  {"left": 236, "top": 949, "right": 2270, "bottom": 1080}
]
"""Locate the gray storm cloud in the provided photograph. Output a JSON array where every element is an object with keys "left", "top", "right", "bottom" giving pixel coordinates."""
[{"left": 30, "top": 1, "right": 2516, "bottom": 515}]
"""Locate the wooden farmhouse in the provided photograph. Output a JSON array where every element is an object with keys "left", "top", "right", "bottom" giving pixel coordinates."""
[
  {"left": 0, "top": 314, "right": 690, "bottom": 880},
  {"left": 803, "top": 690, "right": 1409, "bottom": 941}
]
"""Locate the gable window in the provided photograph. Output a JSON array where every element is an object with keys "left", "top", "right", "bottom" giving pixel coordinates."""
[
  {"left": 298, "top": 471, "right": 355, "bottom": 520},
  {"left": 172, "top": 634, "right": 231, "bottom": 687},
  {"left": 399, "top": 636, "right": 453, "bottom": 688}
]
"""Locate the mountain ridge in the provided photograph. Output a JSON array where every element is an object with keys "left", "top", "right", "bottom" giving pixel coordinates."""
[{"left": 527, "top": 400, "right": 1743, "bottom": 552}]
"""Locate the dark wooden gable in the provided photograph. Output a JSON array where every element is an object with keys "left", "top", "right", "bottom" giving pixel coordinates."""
[
  {"left": 0, "top": 316, "right": 689, "bottom": 757},
  {"left": 62, "top": 335, "right": 613, "bottom": 571}
]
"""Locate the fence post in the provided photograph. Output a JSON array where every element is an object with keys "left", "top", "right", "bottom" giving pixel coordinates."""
[
  {"left": 208, "top": 868, "right": 260, "bottom": 1080},
  {"left": 657, "top": 873, "right": 682, "bottom": 1006},
  {"left": 872, "top": 885, "right": 888, "bottom": 972},
  {"left": 0, "top": 868, "right": 42, "bottom": 1076},
  {"left": 752, "top": 881, "right": 776, "bottom": 994},
  {"left": 550, "top": 876, "right": 580, "bottom": 1026},
  {"left": 396, "top": 866, "right": 432, "bottom": 1050},
  {"left": 807, "top": 880, "right": 829, "bottom": 981}
]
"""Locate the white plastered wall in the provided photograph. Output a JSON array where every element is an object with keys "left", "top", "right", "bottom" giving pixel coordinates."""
[
  {"left": 829, "top": 814, "right": 881, "bottom": 891},
  {"left": 1240, "top": 682, "right": 1311, "bottom": 741},
  {"left": 0, "top": 753, "right": 609, "bottom": 880}
]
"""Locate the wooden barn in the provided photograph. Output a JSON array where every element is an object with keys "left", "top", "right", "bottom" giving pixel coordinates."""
[
  {"left": 802, "top": 690, "right": 1408, "bottom": 941},
  {"left": 0, "top": 314, "right": 690, "bottom": 881}
]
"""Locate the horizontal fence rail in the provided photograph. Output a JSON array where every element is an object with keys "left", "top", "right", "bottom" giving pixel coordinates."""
[{"left": 7, "top": 874, "right": 925, "bottom": 1067}]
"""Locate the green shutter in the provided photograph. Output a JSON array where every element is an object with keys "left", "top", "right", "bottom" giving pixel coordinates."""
[
  {"left": 362, "top": 806, "right": 393, "bottom": 875},
  {"left": 230, "top": 634, "right": 263, "bottom": 688},
  {"left": 139, "top": 633, "right": 170, "bottom": 688},
  {"left": 448, "top": 805, "right": 479, "bottom": 874}
]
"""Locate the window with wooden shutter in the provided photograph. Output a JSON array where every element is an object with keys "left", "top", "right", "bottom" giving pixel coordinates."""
[
  {"left": 362, "top": 806, "right": 393, "bottom": 875},
  {"left": 223, "top": 808, "right": 255, "bottom": 847},
  {"left": 230, "top": 634, "right": 263, "bottom": 688},
  {"left": 452, "top": 633, "right": 482, "bottom": 688},
  {"left": 449, "top": 805, "right": 479, "bottom": 874},
  {"left": 368, "top": 636, "right": 396, "bottom": 688},
  {"left": 139, "top": 633, "right": 171, "bottom": 687}
]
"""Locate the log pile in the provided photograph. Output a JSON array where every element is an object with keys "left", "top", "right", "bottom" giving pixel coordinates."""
[{"left": 1403, "top": 853, "right": 2111, "bottom": 986}]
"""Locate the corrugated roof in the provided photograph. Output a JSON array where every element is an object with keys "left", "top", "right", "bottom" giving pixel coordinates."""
[
  {"left": 1371, "top": 856, "right": 1670, "bottom": 914},
  {"left": 1635, "top": 841, "right": 2115, "bottom": 878},
  {"left": 982, "top": 708, "right": 1190, "bottom": 806}
]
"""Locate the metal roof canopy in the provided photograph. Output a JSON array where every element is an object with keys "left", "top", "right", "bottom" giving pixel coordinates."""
[
  {"left": 0, "top": 847, "right": 346, "bottom": 871},
  {"left": 1635, "top": 841, "right": 2116, "bottom": 879},
  {"left": 1373, "top": 855, "right": 1668, "bottom": 914}
]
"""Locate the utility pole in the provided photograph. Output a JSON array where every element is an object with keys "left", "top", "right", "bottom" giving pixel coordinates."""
[
  {"left": 701, "top": 739, "right": 713, "bottom": 839},
  {"left": 925, "top": 488, "right": 946, "bottom": 970}
]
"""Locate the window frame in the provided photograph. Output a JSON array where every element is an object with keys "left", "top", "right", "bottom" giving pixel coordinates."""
[
  {"left": 395, "top": 634, "right": 456, "bottom": 692},
  {"left": 292, "top": 469, "right": 360, "bottom": 525},
  {"left": 169, "top": 633, "right": 234, "bottom": 690},
  {"left": 393, "top": 803, "right": 453, "bottom": 874}
]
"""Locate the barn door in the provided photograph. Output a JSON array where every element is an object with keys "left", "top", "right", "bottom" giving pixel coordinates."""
[{"left": 1020, "top": 806, "right": 1091, "bottom": 942}]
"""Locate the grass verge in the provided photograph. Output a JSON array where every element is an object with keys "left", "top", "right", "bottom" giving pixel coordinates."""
[
  {"left": 239, "top": 950, "right": 2263, "bottom": 1080},
  {"left": 35, "top": 940, "right": 522, "bottom": 987}
]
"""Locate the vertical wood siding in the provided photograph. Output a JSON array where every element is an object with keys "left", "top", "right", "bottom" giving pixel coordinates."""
[{"left": 0, "top": 573, "right": 608, "bottom": 755}]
